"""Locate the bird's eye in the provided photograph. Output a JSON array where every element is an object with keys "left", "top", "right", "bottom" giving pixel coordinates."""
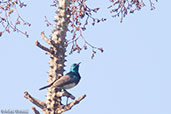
[{"left": 73, "top": 64, "right": 77, "bottom": 67}]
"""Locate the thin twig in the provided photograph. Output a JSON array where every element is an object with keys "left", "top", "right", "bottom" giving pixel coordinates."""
[
  {"left": 41, "top": 32, "right": 50, "bottom": 44},
  {"left": 35, "top": 40, "right": 53, "bottom": 54},
  {"left": 32, "top": 107, "right": 40, "bottom": 114}
]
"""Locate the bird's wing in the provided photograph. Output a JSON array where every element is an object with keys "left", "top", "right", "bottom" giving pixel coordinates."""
[{"left": 52, "top": 74, "right": 76, "bottom": 88}]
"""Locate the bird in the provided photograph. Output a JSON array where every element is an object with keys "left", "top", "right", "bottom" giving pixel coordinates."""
[{"left": 39, "top": 62, "right": 81, "bottom": 91}]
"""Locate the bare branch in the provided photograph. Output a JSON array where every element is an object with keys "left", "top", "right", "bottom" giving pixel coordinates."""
[
  {"left": 56, "top": 90, "right": 75, "bottom": 100},
  {"left": 41, "top": 31, "right": 58, "bottom": 48},
  {"left": 0, "top": 0, "right": 30, "bottom": 37},
  {"left": 67, "top": 94, "right": 86, "bottom": 108},
  {"left": 56, "top": 94, "right": 86, "bottom": 113},
  {"left": 24, "top": 91, "right": 46, "bottom": 109},
  {"left": 41, "top": 32, "right": 51, "bottom": 44},
  {"left": 32, "top": 107, "right": 40, "bottom": 114},
  {"left": 35, "top": 40, "right": 53, "bottom": 54},
  {"left": 108, "top": 0, "right": 158, "bottom": 22},
  {"left": 67, "top": 0, "right": 106, "bottom": 56}
]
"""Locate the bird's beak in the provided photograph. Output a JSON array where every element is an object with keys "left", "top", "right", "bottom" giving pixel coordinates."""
[{"left": 77, "top": 62, "right": 81, "bottom": 65}]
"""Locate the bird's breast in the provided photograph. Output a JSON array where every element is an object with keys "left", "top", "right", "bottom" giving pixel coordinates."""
[{"left": 63, "top": 83, "right": 76, "bottom": 89}]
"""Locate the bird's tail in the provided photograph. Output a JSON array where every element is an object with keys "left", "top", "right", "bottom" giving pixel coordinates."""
[
  {"left": 39, "top": 79, "right": 57, "bottom": 91},
  {"left": 39, "top": 84, "right": 52, "bottom": 90}
]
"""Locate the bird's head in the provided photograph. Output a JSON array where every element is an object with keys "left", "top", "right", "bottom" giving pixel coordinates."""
[{"left": 70, "top": 62, "right": 81, "bottom": 73}]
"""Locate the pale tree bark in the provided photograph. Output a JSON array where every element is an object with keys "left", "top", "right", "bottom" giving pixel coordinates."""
[{"left": 24, "top": 0, "right": 86, "bottom": 114}]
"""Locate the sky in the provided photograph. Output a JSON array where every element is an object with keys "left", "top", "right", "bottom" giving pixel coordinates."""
[{"left": 0, "top": 0, "right": 171, "bottom": 114}]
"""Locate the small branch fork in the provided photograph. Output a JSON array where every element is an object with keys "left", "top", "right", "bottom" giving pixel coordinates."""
[
  {"left": 34, "top": 32, "right": 54, "bottom": 55},
  {"left": 56, "top": 94, "right": 86, "bottom": 114},
  {"left": 108, "top": 0, "right": 158, "bottom": 22},
  {"left": 66, "top": 29, "right": 104, "bottom": 59},
  {"left": 0, "top": 0, "right": 31, "bottom": 37},
  {"left": 24, "top": 91, "right": 86, "bottom": 114},
  {"left": 35, "top": 31, "right": 63, "bottom": 55},
  {"left": 67, "top": 0, "right": 105, "bottom": 58},
  {"left": 35, "top": 40, "right": 53, "bottom": 54},
  {"left": 24, "top": 91, "right": 46, "bottom": 109}
]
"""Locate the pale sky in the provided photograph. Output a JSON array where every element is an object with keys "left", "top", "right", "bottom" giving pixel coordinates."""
[{"left": 0, "top": 0, "right": 171, "bottom": 114}]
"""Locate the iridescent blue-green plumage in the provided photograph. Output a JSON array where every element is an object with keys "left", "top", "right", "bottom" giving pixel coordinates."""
[{"left": 39, "top": 63, "right": 81, "bottom": 90}]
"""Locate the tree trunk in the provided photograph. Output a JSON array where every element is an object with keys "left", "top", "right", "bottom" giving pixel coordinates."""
[
  {"left": 24, "top": 0, "right": 86, "bottom": 114},
  {"left": 45, "top": 0, "right": 70, "bottom": 113}
]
